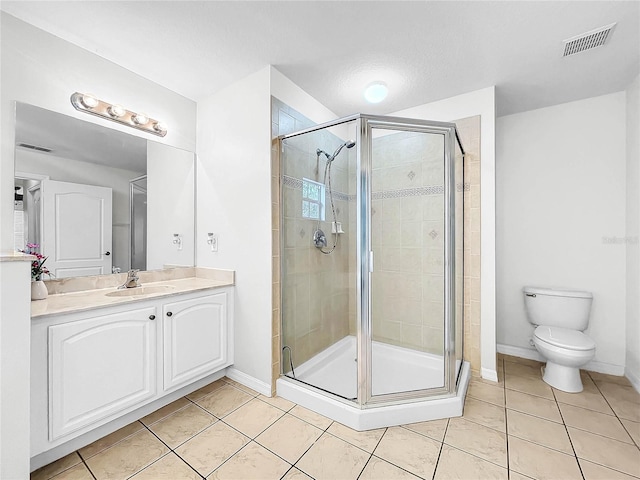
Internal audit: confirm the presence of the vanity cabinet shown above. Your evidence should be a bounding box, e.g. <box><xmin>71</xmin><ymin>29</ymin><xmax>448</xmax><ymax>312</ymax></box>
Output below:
<box><xmin>48</xmin><ymin>307</ymin><xmax>157</xmax><ymax>441</ymax></box>
<box><xmin>163</xmin><ymin>292</ymin><xmax>229</xmax><ymax>390</ymax></box>
<box><xmin>31</xmin><ymin>286</ymin><xmax>233</xmax><ymax>458</ymax></box>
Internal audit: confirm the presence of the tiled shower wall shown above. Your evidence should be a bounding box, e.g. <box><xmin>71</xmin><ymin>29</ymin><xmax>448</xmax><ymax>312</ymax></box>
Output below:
<box><xmin>457</xmin><ymin>116</ymin><xmax>482</xmax><ymax>376</ymax></box>
<box><xmin>271</xmin><ymin>98</ymin><xmax>483</xmax><ymax>393</ymax></box>
<box><xmin>347</xmin><ymin>131</ymin><xmax>449</xmax><ymax>356</ymax></box>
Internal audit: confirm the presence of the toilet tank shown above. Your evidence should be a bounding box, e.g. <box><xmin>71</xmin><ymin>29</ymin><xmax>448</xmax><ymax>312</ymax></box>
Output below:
<box><xmin>523</xmin><ymin>286</ymin><xmax>593</xmax><ymax>331</ymax></box>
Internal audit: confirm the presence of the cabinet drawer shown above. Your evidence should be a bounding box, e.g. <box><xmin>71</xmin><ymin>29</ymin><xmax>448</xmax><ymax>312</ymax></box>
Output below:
<box><xmin>48</xmin><ymin>307</ymin><xmax>156</xmax><ymax>440</ymax></box>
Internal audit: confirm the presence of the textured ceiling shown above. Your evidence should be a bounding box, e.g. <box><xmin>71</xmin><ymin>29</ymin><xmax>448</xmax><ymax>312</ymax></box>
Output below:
<box><xmin>2</xmin><ymin>1</ymin><xmax>638</xmax><ymax>117</ymax></box>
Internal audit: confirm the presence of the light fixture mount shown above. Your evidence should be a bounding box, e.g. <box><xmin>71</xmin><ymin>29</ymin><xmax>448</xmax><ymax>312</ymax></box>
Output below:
<box><xmin>70</xmin><ymin>92</ymin><xmax>167</xmax><ymax>137</ymax></box>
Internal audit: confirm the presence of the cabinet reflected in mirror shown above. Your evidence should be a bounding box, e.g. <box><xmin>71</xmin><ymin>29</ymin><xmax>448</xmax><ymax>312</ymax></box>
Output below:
<box><xmin>13</xmin><ymin>102</ymin><xmax>195</xmax><ymax>279</ymax></box>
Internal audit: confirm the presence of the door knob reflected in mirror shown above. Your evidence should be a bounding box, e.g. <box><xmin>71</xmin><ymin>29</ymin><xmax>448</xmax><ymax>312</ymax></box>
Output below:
<box><xmin>104</xmin><ymin>251</ymin><xmax>111</xmax><ymax>256</ymax></box>
<box><xmin>166</xmin><ymin>312</ymin><xmax>173</xmax><ymax>317</ymax></box>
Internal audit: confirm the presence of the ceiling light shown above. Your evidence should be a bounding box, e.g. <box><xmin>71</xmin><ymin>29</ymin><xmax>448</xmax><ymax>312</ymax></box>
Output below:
<box><xmin>364</xmin><ymin>82</ymin><xmax>388</xmax><ymax>104</ymax></box>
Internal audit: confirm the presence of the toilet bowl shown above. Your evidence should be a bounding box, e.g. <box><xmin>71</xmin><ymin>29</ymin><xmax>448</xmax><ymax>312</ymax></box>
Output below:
<box><xmin>532</xmin><ymin>326</ymin><xmax>595</xmax><ymax>392</ymax></box>
<box><xmin>523</xmin><ymin>286</ymin><xmax>596</xmax><ymax>393</ymax></box>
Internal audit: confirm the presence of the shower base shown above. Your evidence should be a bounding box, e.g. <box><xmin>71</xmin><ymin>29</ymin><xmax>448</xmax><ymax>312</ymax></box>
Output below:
<box><xmin>277</xmin><ymin>335</ymin><xmax>470</xmax><ymax>431</ymax></box>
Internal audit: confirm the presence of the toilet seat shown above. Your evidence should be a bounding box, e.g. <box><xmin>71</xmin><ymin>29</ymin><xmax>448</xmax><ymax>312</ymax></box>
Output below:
<box><xmin>534</xmin><ymin>326</ymin><xmax>595</xmax><ymax>351</ymax></box>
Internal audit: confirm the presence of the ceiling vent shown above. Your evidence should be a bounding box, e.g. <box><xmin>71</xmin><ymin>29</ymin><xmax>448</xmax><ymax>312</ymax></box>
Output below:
<box><xmin>17</xmin><ymin>143</ymin><xmax>52</xmax><ymax>153</ymax></box>
<box><xmin>563</xmin><ymin>23</ymin><xmax>616</xmax><ymax>57</ymax></box>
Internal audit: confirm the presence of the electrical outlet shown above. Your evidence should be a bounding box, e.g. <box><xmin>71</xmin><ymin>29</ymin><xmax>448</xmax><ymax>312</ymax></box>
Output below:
<box><xmin>207</xmin><ymin>233</ymin><xmax>218</xmax><ymax>252</ymax></box>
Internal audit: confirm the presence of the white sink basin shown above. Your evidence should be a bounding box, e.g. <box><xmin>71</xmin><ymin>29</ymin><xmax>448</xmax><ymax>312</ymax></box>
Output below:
<box><xmin>105</xmin><ymin>285</ymin><xmax>176</xmax><ymax>297</ymax></box>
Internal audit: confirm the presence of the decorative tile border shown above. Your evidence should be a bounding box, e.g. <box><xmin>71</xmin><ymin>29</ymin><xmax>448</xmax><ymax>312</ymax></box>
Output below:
<box><xmin>283</xmin><ymin>175</ymin><xmax>460</xmax><ymax>202</ymax></box>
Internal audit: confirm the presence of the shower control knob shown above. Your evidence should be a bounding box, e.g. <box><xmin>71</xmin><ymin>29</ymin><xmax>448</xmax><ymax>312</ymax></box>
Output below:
<box><xmin>166</xmin><ymin>311</ymin><xmax>173</xmax><ymax>317</ymax></box>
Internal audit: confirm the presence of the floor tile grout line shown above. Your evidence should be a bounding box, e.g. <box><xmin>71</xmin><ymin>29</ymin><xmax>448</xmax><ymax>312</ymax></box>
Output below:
<box><xmin>442</xmin><ymin>435</ymin><xmax>511</xmax><ymax>471</ymax></box>
<box><xmin>123</xmin><ymin>451</ymin><xmax>203</xmax><ymax>480</ymax></box>
<box><xmin>552</xmin><ymin>384</ymin><xmax>586</xmax><ymax>480</ymax></box>
<box><xmin>430</xmin><ymin>419</ymin><xmax>449</xmax><ymax>480</ymax></box>
<box><xmin>368</xmin><ymin>453</ymin><xmax>431</xmax><ymax>480</ymax></box>
<box><xmin>498</xmin><ymin>361</ymin><xmax>513</xmax><ymax>480</ymax></box>
<box><xmin>74</xmin><ymin>452</ymin><xmax>97</xmax><ymax>480</ymax></box>
<box><xmin>588</xmin><ymin>371</ymin><xmax>640</xmax><ymax>431</ymax></box>
<box><xmin>165</xmin><ymin>450</ymin><xmax>206</xmax><ymax>480</ymax></box>
<box><xmin>353</xmin><ymin>425</ymin><xmax>389</xmax><ymax>480</ymax></box>
<box><xmin>455</xmin><ymin>411</ymin><xmax>507</xmax><ymax>434</ymax></box>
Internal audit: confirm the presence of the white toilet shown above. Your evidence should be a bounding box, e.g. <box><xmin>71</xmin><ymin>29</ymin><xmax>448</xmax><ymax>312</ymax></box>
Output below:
<box><xmin>523</xmin><ymin>286</ymin><xmax>596</xmax><ymax>393</ymax></box>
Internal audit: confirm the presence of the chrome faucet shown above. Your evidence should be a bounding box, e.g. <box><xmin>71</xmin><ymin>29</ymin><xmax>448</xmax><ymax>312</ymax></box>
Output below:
<box><xmin>118</xmin><ymin>269</ymin><xmax>141</xmax><ymax>289</ymax></box>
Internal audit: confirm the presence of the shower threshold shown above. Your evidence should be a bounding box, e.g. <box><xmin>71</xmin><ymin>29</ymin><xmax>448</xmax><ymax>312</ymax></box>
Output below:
<box><xmin>277</xmin><ymin>336</ymin><xmax>470</xmax><ymax>430</ymax></box>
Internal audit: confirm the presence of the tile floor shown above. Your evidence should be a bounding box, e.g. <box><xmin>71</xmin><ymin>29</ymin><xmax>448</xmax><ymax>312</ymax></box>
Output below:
<box><xmin>32</xmin><ymin>355</ymin><xmax>640</xmax><ymax>480</ymax></box>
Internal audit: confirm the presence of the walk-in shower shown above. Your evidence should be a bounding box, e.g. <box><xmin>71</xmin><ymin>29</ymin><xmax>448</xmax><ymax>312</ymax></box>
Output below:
<box><xmin>277</xmin><ymin>114</ymin><xmax>468</xmax><ymax>430</ymax></box>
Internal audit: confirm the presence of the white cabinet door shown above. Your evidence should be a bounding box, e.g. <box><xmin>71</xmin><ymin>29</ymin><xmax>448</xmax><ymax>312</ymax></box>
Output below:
<box><xmin>163</xmin><ymin>292</ymin><xmax>228</xmax><ymax>390</ymax></box>
<box><xmin>48</xmin><ymin>307</ymin><xmax>156</xmax><ymax>440</ymax></box>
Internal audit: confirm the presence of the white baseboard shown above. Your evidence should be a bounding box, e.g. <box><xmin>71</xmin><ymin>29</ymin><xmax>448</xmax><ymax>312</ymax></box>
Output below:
<box><xmin>625</xmin><ymin>368</ymin><xmax>640</xmax><ymax>394</ymax></box>
<box><xmin>496</xmin><ymin>344</ymin><xmax>625</xmax><ymax>376</ymax></box>
<box><xmin>225</xmin><ymin>367</ymin><xmax>272</xmax><ymax>396</ymax></box>
<box><xmin>481</xmin><ymin>368</ymin><xmax>498</xmax><ymax>382</ymax></box>
<box><xmin>497</xmin><ymin>344</ymin><xmax>544</xmax><ymax>362</ymax></box>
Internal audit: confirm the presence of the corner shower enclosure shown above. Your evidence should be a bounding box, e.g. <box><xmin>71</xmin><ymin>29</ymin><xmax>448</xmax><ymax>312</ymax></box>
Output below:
<box><xmin>277</xmin><ymin>114</ymin><xmax>468</xmax><ymax>430</ymax></box>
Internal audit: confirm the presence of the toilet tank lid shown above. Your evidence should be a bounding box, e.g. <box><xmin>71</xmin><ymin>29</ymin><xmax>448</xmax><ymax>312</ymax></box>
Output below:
<box><xmin>523</xmin><ymin>286</ymin><xmax>593</xmax><ymax>299</ymax></box>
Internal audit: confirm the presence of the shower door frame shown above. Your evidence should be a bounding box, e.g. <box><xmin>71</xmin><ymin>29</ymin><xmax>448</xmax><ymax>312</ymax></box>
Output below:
<box><xmin>358</xmin><ymin>115</ymin><xmax>461</xmax><ymax>407</ymax></box>
<box><xmin>279</xmin><ymin>113</ymin><xmax>464</xmax><ymax>409</ymax></box>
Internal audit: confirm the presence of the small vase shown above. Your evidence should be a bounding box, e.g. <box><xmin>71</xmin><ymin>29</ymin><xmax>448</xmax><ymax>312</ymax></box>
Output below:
<box><xmin>31</xmin><ymin>280</ymin><xmax>48</xmax><ymax>301</ymax></box>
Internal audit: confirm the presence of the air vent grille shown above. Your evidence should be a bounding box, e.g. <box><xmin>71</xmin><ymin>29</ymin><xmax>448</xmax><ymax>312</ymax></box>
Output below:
<box><xmin>18</xmin><ymin>143</ymin><xmax>52</xmax><ymax>153</ymax></box>
<box><xmin>563</xmin><ymin>23</ymin><xmax>616</xmax><ymax>57</ymax></box>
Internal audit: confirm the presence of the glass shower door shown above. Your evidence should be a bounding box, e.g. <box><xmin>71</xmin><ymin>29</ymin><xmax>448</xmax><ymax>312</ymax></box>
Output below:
<box><xmin>366</xmin><ymin>121</ymin><xmax>454</xmax><ymax>400</ymax></box>
<box><xmin>280</xmin><ymin>120</ymin><xmax>359</xmax><ymax>401</ymax></box>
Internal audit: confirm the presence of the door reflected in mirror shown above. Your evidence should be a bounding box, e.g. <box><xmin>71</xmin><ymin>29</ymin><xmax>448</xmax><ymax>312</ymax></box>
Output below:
<box><xmin>13</xmin><ymin>102</ymin><xmax>195</xmax><ymax>279</ymax></box>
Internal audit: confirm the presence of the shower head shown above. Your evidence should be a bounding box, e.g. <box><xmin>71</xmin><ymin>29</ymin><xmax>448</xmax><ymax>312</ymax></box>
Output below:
<box><xmin>316</xmin><ymin>140</ymin><xmax>356</xmax><ymax>163</ymax></box>
<box><xmin>329</xmin><ymin>140</ymin><xmax>356</xmax><ymax>162</ymax></box>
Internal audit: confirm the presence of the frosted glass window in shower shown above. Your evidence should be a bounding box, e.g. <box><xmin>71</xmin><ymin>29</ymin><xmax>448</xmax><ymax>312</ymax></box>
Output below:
<box><xmin>302</xmin><ymin>178</ymin><xmax>325</xmax><ymax>220</ymax></box>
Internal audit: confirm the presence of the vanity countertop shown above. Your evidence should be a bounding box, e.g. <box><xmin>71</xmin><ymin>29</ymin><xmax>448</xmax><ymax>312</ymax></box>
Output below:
<box><xmin>31</xmin><ymin>269</ymin><xmax>234</xmax><ymax>319</ymax></box>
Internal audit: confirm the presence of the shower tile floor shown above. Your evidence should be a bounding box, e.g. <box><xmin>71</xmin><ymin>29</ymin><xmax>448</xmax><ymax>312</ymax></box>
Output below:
<box><xmin>32</xmin><ymin>355</ymin><xmax>640</xmax><ymax>480</ymax></box>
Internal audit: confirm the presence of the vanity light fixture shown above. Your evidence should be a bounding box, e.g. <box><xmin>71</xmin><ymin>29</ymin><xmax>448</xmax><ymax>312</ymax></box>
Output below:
<box><xmin>70</xmin><ymin>92</ymin><xmax>167</xmax><ymax>137</ymax></box>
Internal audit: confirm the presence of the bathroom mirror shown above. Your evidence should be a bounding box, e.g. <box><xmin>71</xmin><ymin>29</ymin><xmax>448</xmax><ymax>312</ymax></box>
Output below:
<box><xmin>13</xmin><ymin>102</ymin><xmax>195</xmax><ymax>279</ymax></box>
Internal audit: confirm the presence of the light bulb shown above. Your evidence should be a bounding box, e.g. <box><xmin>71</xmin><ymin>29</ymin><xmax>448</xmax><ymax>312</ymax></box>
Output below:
<box><xmin>132</xmin><ymin>113</ymin><xmax>149</xmax><ymax>125</ymax></box>
<box><xmin>153</xmin><ymin>121</ymin><xmax>167</xmax><ymax>133</ymax></box>
<box><xmin>108</xmin><ymin>104</ymin><xmax>125</xmax><ymax>118</ymax></box>
<box><xmin>364</xmin><ymin>82</ymin><xmax>388</xmax><ymax>104</ymax></box>
<box><xmin>80</xmin><ymin>93</ymin><xmax>99</xmax><ymax>109</ymax></box>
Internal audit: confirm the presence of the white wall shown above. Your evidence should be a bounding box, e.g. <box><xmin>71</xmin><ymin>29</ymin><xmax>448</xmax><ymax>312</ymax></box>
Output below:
<box><xmin>496</xmin><ymin>92</ymin><xmax>627</xmax><ymax>374</ymax></box>
<box><xmin>626</xmin><ymin>75</ymin><xmax>640</xmax><ymax>389</ymax></box>
<box><xmin>196</xmin><ymin>67</ymin><xmax>272</xmax><ymax>388</ymax></box>
<box><xmin>390</xmin><ymin>87</ymin><xmax>498</xmax><ymax>380</ymax></box>
<box><xmin>270</xmin><ymin>68</ymin><xmax>338</xmax><ymax>124</ymax></box>
<box><xmin>0</xmin><ymin>12</ymin><xmax>197</xmax><ymax>254</ymax></box>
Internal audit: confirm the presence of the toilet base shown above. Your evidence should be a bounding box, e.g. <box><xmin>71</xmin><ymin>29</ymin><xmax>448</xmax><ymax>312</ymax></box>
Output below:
<box><xmin>542</xmin><ymin>361</ymin><xmax>583</xmax><ymax>393</ymax></box>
